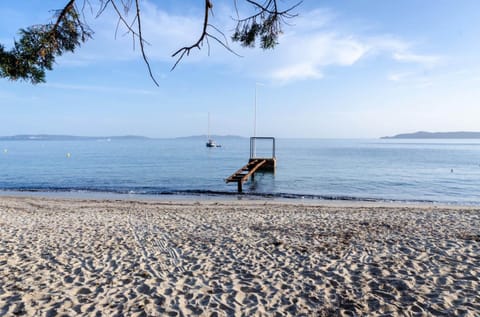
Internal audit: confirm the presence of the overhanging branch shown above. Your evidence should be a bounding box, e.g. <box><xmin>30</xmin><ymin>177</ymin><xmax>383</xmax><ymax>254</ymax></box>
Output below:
<box><xmin>1</xmin><ymin>0</ymin><xmax>302</xmax><ymax>85</ymax></box>
<box><xmin>170</xmin><ymin>0</ymin><xmax>213</xmax><ymax>70</ymax></box>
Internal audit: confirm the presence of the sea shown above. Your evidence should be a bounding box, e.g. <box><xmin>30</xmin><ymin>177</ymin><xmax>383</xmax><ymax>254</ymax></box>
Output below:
<box><xmin>1</xmin><ymin>138</ymin><xmax>479</xmax><ymax>205</ymax></box>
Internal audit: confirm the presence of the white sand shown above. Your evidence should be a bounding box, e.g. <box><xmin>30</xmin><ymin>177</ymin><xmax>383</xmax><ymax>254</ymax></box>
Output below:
<box><xmin>0</xmin><ymin>196</ymin><xmax>479</xmax><ymax>316</ymax></box>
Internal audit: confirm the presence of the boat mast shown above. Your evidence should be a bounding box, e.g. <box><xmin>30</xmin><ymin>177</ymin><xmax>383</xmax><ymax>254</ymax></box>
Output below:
<box><xmin>253</xmin><ymin>83</ymin><xmax>263</xmax><ymax>157</ymax></box>
<box><xmin>207</xmin><ymin>112</ymin><xmax>210</xmax><ymax>140</ymax></box>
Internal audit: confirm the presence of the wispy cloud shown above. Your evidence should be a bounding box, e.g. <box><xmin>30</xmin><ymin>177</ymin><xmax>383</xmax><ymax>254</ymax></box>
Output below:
<box><xmin>392</xmin><ymin>52</ymin><xmax>442</xmax><ymax>67</ymax></box>
<box><xmin>387</xmin><ymin>72</ymin><xmax>414</xmax><ymax>82</ymax></box>
<box><xmin>266</xmin><ymin>32</ymin><xmax>369</xmax><ymax>82</ymax></box>
<box><xmin>388</xmin><ymin>67</ymin><xmax>480</xmax><ymax>89</ymax></box>
<box><xmin>387</xmin><ymin>72</ymin><xmax>434</xmax><ymax>87</ymax></box>
<box><xmin>232</xmin><ymin>9</ymin><xmax>443</xmax><ymax>84</ymax></box>
<box><xmin>44</xmin><ymin>83</ymin><xmax>158</xmax><ymax>95</ymax></box>
<box><xmin>271</xmin><ymin>64</ymin><xmax>324</xmax><ymax>82</ymax></box>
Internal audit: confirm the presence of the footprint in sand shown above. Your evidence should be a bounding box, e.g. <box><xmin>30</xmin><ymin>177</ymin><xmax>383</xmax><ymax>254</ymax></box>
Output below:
<box><xmin>76</xmin><ymin>287</ymin><xmax>92</xmax><ymax>295</ymax></box>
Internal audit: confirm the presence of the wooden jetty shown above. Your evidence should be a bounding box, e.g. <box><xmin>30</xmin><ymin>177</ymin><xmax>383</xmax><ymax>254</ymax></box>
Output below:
<box><xmin>226</xmin><ymin>137</ymin><xmax>276</xmax><ymax>193</ymax></box>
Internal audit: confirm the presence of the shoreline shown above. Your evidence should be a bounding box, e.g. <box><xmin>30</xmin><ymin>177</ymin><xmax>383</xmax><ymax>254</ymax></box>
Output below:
<box><xmin>1</xmin><ymin>189</ymin><xmax>479</xmax><ymax>209</ymax></box>
<box><xmin>1</xmin><ymin>196</ymin><xmax>479</xmax><ymax>315</ymax></box>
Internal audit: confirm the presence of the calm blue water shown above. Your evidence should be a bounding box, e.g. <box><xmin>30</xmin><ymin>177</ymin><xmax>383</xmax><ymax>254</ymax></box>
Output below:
<box><xmin>1</xmin><ymin>138</ymin><xmax>479</xmax><ymax>205</ymax></box>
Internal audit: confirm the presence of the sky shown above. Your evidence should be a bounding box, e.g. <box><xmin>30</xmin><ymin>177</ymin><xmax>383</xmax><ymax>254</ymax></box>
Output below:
<box><xmin>1</xmin><ymin>0</ymin><xmax>480</xmax><ymax>138</ymax></box>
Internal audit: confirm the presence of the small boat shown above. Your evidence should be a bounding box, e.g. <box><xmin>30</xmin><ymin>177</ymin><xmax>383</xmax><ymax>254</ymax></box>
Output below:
<box><xmin>206</xmin><ymin>113</ymin><xmax>221</xmax><ymax>148</ymax></box>
<box><xmin>206</xmin><ymin>138</ymin><xmax>220</xmax><ymax>147</ymax></box>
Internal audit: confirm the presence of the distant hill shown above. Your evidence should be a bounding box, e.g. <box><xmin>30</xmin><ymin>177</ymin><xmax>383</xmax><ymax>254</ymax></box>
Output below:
<box><xmin>0</xmin><ymin>134</ymin><xmax>248</xmax><ymax>141</ymax></box>
<box><xmin>0</xmin><ymin>134</ymin><xmax>150</xmax><ymax>141</ymax></box>
<box><xmin>381</xmin><ymin>131</ymin><xmax>480</xmax><ymax>139</ymax></box>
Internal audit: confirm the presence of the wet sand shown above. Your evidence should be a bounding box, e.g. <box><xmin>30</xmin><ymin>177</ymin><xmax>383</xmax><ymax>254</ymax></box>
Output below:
<box><xmin>0</xmin><ymin>196</ymin><xmax>479</xmax><ymax>316</ymax></box>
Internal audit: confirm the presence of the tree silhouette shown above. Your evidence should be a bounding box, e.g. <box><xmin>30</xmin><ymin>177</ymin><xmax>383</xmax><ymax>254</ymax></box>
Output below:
<box><xmin>0</xmin><ymin>0</ymin><xmax>301</xmax><ymax>85</ymax></box>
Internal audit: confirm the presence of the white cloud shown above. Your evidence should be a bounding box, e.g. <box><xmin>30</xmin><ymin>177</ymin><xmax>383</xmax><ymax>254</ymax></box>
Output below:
<box><xmin>43</xmin><ymin>83</ymin><xmax>158</xmax><ymax>95</ymax></box>
<box><xmin>392</xmin><ymin>52</ymin><xmax>442</xmax><ymax>67</ymax></box>
<box><xmin>247</xmin><ymin>9</ymin><xmax>371</xmax><ymax>83</ymax></box>
<box><xmin>387</xmin><ymin>71</ymin><xmax>435</xmax><ymax>88</ymax></box>
<box><xmin>388</xmin><ymin>72</ymin><xmax>414</xmax><ymax>81</ymax></box>
<box><xmin>271</xmin><ymin>63</ymin><xmax>323</xmax><ymax>81</ymax></box>
<box><xmin>266</xmin><ymin>33</ymin><xmax>368</xmax><ymax>82</ymax></box>
<box><xmin>234</xmin><ymin>9</ymin><xmax>443</xmax><ymax>84</ymax></box>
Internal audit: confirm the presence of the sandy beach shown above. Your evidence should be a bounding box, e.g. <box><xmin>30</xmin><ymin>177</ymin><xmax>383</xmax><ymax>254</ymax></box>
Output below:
<box><xmin>0</xmin><ymin>196</ymin><xmax>479</xmax><ymax>316</ymax></box>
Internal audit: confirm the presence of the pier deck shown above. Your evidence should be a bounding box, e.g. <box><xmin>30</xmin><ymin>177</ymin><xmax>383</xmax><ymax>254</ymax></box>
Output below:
<box><xmin>225</xmin><ymin>159</ymin><xmax>269</xmax><ymax>193</ymax></box>
<box><xmin>226</xmin><ymin>137</ymin><xmax>276</xmax><ymax>193</ymax></box>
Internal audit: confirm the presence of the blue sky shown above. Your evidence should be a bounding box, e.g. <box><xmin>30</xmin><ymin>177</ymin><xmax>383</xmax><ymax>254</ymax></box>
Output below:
<box><xmin>1</xmin><ymin>0</ymin><xmax>480</xmax><ymax>138</ymax></box>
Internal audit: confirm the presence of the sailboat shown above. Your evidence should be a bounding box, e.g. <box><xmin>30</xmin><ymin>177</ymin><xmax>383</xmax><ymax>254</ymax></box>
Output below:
<box><xmin>206</xmin><ymin>112</ymin><xmax>221</xmax><ymax>148</ymax></box>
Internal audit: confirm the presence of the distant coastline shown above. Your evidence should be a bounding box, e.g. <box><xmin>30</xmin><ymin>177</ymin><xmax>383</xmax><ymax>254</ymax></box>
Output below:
<box><xmin>381</xmin><ymin>131</ymin><xmax>480</xmax><ymax>139</ymax></box>
<box><xmin>5</xmin><ymin>133</ymin><xmax>480</xmax><ymax>141</ymax></box>
<box><xmin>0</xmin><ymin>134</ymin><xmax>150</xmax><ymax>141</ymax></box>
<box><xmin>0</xmin><ymin>134</ymin><xmax>246</xmax><ymax>141</ymax></box>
